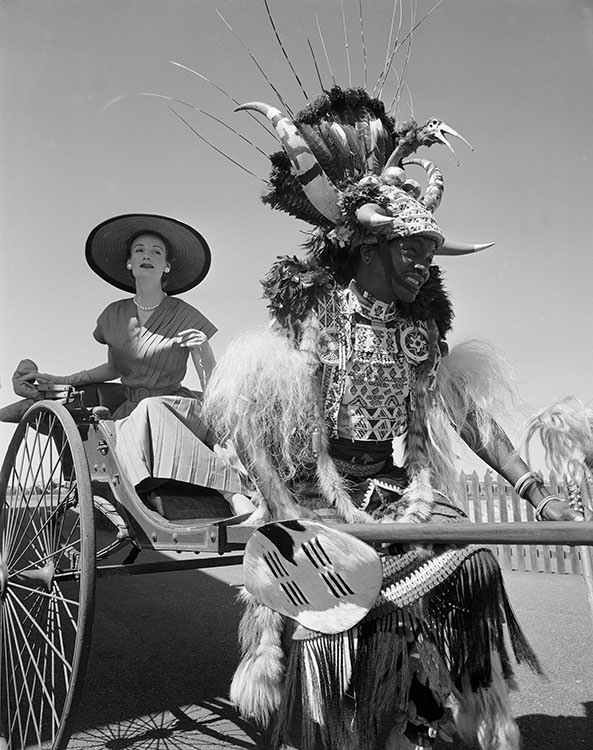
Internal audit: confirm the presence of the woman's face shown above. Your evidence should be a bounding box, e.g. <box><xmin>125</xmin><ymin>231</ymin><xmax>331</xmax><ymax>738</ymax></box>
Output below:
<box><xmin>127</xmin><ymin>233</ymin><xmax>169</xmax><ymax>283</ymax></box>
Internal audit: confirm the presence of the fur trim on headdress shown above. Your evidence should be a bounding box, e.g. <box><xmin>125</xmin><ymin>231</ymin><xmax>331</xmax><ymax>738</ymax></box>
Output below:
<box><xmin>262</xmin><ymin>257</ymin><xmax>453</xmax><ymax>336</ymax></box>
<box><xmin>261</xmin><ymin>256</ymin><xmax>335</xmax><ymax>334</ymax></box>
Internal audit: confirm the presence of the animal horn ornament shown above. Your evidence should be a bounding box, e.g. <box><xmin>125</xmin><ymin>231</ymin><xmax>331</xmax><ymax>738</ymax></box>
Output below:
<box><xmin>438</xmin><ymin>240</ymin><xmax>495</xmax><ymax>256</ymax></box>
<box><xmin>355</xmin><ymin>203</ymin><xmax>395</xmax><ymax>228</ymax></box>
<box><xmin>235</xmin><ymin>101</ymin><xmax>343</xmax><ymax>223</ymax></box>
<box><xmin>402</xmin><ymin>157</ymin><xmax>444</xmax><ymax>213</ymax></box>
<box><xmin>399</xmin><ymin>157</ymin><xmax>493</xmax><ymax>255</ymax></box>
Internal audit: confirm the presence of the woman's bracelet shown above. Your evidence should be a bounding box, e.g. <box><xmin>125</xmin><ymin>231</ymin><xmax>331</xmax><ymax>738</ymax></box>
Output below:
<box><xmin>534</xmin><ymin>495</ymin><xmax>561</xmax><ymax>522</ymax></box>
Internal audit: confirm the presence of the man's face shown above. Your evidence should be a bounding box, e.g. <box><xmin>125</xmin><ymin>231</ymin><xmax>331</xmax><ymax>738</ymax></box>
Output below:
<box><xmin>379</xmin><ymin>235</ymin><xmax>437</xmax><ymax>303</ymax></box>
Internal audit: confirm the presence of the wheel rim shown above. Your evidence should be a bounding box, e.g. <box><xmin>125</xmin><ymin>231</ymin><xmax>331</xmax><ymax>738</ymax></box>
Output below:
<box><xmin>0</xmin><ymin>402</ymin><xmax>95</xmax><ymax>749</ymax></box>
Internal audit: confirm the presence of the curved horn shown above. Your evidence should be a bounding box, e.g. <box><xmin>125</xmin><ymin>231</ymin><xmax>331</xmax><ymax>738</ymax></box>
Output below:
<box><xmin>437</xmin><ymin>241</ymin><xmax>495</xmax><ymax>256</ymax></box>
<box><xmin>235</xmin><ymin>101</ymin><xmax>342</xmax><ymax>223</ymax></box>
<box><xmin>355</xmin><ymin>203</ymin><xmax>395</xmax><ymax>228</ymax></box>
<box><xmin>402</xmin><ymin>157</ymin><xmax>443</xmax><ymax>213</ymax></box>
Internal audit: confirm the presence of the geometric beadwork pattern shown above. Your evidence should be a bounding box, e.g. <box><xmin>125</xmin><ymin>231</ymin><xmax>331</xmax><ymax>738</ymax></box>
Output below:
<box><xmin>316</xmin><ymin>283</ymin><xmax>439</xmax><ymax>441</ymax></box>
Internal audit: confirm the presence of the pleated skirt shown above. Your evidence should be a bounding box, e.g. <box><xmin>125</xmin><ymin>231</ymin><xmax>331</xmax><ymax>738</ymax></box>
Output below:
<box><xmin>113</xmin><ymin>395</ymin><xmax>247</xmax><ymax>494</ymax></box>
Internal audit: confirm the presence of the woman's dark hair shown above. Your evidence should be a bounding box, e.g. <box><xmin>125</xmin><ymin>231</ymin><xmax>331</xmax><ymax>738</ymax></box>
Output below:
<box><xmin>126</xmin><ymin>230</ymin><xmax>176</xmax><ymax>290</ymax></box>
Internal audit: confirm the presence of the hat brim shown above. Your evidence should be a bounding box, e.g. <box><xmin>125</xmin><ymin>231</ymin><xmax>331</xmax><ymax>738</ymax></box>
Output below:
<box><xmin>85</xmin><ymin>214</ymin><xmax>211</xmax><ymax>294</ymax></box>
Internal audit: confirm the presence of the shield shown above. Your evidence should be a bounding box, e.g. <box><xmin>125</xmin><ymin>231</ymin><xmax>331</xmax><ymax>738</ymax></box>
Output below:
<box><xmin>243</xmin><ymin>519</ymin><xmax>382</xmax><ymax>634</ymax></box>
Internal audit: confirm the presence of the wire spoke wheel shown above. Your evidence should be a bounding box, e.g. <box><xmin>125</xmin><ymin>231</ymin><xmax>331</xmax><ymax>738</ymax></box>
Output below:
<box><xmin>0</xmin><ymin>402</ymin><xmax>95</xmax><ymax>749</ymax></box>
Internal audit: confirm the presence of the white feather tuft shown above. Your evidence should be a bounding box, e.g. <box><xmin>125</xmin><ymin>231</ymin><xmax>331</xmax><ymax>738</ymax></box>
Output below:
<box><xmin>522</xmin><ymin>395</ymin><xmax>593</xmax><ymax>482</ymax></box>
<box><xmin>230</xmin><ymin>589</ymin><xmax>285</xmax><ymax>724</ymax></box>
<box><xmin>399</xmin><ymin>466</ymin><xmax>435</xmax><ymax>523</ymax></box>
<box><xmin>203</xmin><ymin>327</ymin><xmax>318</xmax><ymax>486</ymax></box>
<box><xmin>450</xmin><ymin>650</ymin><xmax>520</xmax><ymax>750</ymax></box>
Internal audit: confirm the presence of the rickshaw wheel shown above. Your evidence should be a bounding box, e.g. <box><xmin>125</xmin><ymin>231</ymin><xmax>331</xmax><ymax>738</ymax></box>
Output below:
<box><xmin>0</xmin><ymin>402</ymin><xmax>96</xmax><ymax>749</ymax></box>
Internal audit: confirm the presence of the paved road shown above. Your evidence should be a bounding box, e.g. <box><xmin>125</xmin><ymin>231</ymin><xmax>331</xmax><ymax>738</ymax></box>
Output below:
<box><xmin>66</xmin><ymin>549</ymin><xmax>593</xmax><ymax>749</ymax></box>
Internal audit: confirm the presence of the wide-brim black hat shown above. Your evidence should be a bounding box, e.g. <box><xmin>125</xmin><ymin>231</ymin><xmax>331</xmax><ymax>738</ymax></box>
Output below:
<box><xmin>85</xmin><ymin>213</ymin><xmax>211</xmax><ymax>294</ymax></box>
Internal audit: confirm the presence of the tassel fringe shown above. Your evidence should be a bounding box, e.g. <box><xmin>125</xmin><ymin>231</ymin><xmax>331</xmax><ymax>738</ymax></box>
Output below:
<box><xmin>267</xmin><ymin>546</ymin><xmax>538</xmax><ymax>750</ymax></box>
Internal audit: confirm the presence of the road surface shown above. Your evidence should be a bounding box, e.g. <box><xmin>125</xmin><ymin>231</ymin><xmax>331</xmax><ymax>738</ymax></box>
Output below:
<box><xmin>66</xmin><ymin>549</ymin><xmax>593</xmax><ymax>749</ymax></box>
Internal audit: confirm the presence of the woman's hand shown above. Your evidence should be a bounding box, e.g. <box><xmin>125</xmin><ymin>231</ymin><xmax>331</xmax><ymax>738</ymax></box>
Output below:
<box><xmin>35</xmin><ymin>373</ymin><xmax>65</xmax><ymax>384</ymax></box>
<box><xmin>175</xmin><ymin>329</ymin><xmax>208</xmax><ymax>349</ymax></box>
<box><xmin>12</xmin><ymin>359</ymin><xmax>40</xmax><ymax>399</ymax></box>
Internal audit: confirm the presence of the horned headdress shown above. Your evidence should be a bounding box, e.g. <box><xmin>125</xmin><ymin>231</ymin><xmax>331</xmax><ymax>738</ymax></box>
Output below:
<box><xmin>236</xmin><ymin>86</ymin><xmax>493</xmax><ymax>262</ymax></box>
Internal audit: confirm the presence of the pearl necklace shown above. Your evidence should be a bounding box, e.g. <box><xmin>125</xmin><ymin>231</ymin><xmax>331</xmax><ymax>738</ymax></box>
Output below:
<box><xmin>134</xmin><ymin>295</ymin><xmax>165</xmax><ymax>311</ymax></box>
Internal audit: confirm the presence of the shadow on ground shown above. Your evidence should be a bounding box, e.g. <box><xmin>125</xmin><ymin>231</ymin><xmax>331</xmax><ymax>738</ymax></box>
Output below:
<box><xmin>516</xmin><ymin>703</ymin><xmax>593</xmax><ymax>750</ymax></box>
<box><xmin>69</xmin><ymin>544</ymin><xmax>266</xmax><ymax>748</ymax></box>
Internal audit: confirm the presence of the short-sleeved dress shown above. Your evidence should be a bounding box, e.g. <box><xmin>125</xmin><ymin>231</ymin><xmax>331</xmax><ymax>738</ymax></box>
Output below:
<box><xmin>94</xmin><ymin>296</ymin><xmax>245</xmax><ymax>494</ymax></box>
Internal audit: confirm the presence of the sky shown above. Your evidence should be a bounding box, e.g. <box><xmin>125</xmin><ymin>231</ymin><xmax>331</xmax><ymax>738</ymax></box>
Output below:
<box><xmin>1</xmin><ymin>0</ymin><xmax>592</xmax><ymax>468</ymax></box>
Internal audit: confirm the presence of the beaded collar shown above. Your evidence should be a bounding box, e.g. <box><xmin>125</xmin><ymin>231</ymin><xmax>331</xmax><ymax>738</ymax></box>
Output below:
<box><xmin>348</xmin><ymin>280</ymin><xmax>399</xmax><ymax>323</ymax></box>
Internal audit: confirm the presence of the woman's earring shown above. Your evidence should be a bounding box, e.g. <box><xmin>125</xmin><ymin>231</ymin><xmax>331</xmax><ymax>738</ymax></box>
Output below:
<box><xmin>126</xmin><ymin>263</ymin><xmax>132</xmax><ymax>270</ymax></box>
<box><xmin>164</xmin><ymin>267</ymin><xmax>170</xmax><ymax>274</ymax></box>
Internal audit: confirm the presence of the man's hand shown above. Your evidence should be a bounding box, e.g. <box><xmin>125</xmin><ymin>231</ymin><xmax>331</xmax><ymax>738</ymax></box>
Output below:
<box><xmin>538</xmin><ymin>496</ymin><xmax>588</xmax><ymax>522</ymax></box>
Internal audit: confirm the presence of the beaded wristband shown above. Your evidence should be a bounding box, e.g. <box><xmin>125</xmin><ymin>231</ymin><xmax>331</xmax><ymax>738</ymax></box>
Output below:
<box><xmin>567</xmin><ymin>480</ymin><xmax>586</xmax><ymax>515</ymax></box>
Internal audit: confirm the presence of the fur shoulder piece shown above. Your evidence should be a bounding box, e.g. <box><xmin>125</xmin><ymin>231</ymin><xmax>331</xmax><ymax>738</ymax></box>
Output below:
<box><xmin>261</xmin><ymin>256</ymin><xmax>335</xmax><ymax>329</ymax></box>
<box><xmin>404</xmin><ymin>265</ymin><xmax>454</xmax><ymax>338</ymax></box>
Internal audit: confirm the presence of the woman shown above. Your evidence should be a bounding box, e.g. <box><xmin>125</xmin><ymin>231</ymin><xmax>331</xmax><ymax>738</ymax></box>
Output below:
<box><xmin>27</xmin><ymin>213</ymin><xmax>250</xmax><ymax>509</ymax></box>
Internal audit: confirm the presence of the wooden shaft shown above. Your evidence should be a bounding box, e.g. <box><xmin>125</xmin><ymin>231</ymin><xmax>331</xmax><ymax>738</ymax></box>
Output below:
<box><xmin>225</xmin><ymin>521</ymin><xmax>593</xmax><ymax>547</ymax></box>
<box><xmin>330</xmin><ymin>521</ymin><xmax>593</xmax><ymax>546</ymax></box>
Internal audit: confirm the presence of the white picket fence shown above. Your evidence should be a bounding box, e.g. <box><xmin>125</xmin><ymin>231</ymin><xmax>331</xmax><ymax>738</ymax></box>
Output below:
<box><xmin>458</xmin><ymin>471</ymin><xmax>590</xmax><ymax>575</ymax></box>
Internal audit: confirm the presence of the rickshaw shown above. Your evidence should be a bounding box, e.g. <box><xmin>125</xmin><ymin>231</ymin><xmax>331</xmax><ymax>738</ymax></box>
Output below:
<box><xmin>1</xmin><ymin>383</ymin><xmax>592</xmax><ymax>750</ymax></box>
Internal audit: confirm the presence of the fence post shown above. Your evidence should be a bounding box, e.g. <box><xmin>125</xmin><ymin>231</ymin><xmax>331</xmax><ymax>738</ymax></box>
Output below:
<box><xmin>510</xmin><ymin>486</ymin><xmax>526</xmax><ymax>573</ymax></box>
<box><xmin>458</xmin><ymin>471</ymin><xmax>470</xmax><ymax>517</ymax></box>
<box><xmin>549</xmin><ymin>472</ymin><xmax>566</xmax><ymax>574</ymax></box>
<box><xmin>470</xmin><ymin>471</ymin><xmax>482</xmax><ymax>525</ymax></box>
<box><xmin>496</xmin><ymin>475</ymin><xmax>513</xmax><ymax>571</ymax></box>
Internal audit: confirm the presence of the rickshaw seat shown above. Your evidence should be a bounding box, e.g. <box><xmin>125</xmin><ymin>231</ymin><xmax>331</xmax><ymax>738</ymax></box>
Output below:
<box><xmin>79</xmin><ymin>383</ymin><xmax>126</xmax><ymax>415</ymax></box>
<box><xmin>140</xmin><ymin>480</ymin><xmax>232</xmax><ymax>522</ymax></box>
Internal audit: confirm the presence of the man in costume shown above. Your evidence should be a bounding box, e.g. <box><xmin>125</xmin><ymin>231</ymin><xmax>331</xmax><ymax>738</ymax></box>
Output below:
<box><xmin>203</xmin><ymin>87</ymin><xmax>584</xmax><ymax>750</ymax></box>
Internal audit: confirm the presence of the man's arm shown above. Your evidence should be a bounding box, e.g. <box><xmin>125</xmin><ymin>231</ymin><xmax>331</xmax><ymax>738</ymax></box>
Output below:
<box><xmin>460</xmin><ymin>409</ymin><xmax>584</xmax><ymax>522</ymax></box>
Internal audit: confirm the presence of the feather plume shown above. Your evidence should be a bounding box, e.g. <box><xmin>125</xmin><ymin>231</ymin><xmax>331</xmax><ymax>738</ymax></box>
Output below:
<box><xmin>262</xmin><ymin>151</ymin><xmax>330</xmax><ymax>226</ymax></box>
<box><xmin>299</xmin><ymin>122</ymin><xmax>342</xmax><ymax>184</ymax></box>
<box><xmin>522</xmin><ymin>396</ymin><xmax>593</xmax><ymax>481</ymax></box>
<box><xmin>322</xmin><ymin>121</ymin><xmax>352</xmax><ymax>178</ymax></box>
<box><xmin>341</xmin><ymin>123</ymin><xmax>367</xmax><ymax>176</ymax></box>
<box><xmin>368</xmin><ymin>117</ymin><xmax>391</xmax><ymax>172</ymax></box>
<box><xmin>203</xmin><ymin>328</ymin><xmax>319</xmax><ymax>488</ymax></box>
<box><xmin>434</xmin><ymin>340</ymin><xmax>517</xmax><ymax>447</ymax></box>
